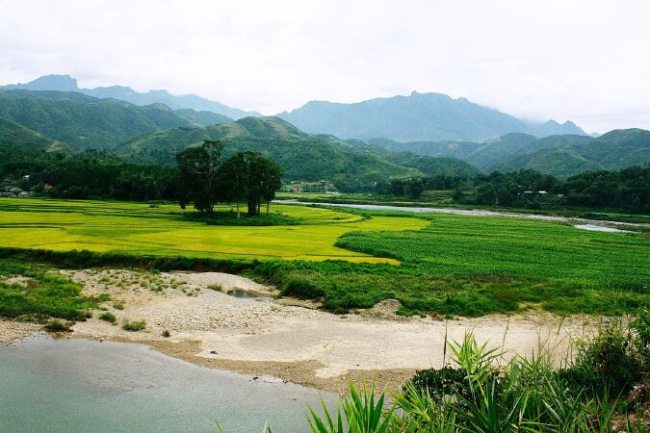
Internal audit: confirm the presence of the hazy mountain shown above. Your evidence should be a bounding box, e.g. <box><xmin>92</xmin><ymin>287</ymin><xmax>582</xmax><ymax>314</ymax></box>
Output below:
<box><xmin>0</xmin><ymin>89</ymin><xmax>194</xmax><ymax>150</ymax></box>
<box><xmin>3</xmin><ymin>75</ymin><xmax>258</xmax><ymax>120</ymax></box>
<box><xmin>490</xmin><ymin>129</ymin><xmax>650</xmax><ymax>177</ymax></box>
<box><xmin>278</xmin><ymin>91</ymin><xmax>585</xmax><ymax>143</ymax></box>
<box><xmin>114</xmin><ymin>116</ymin><xmax>481</xmax><ymax>181</ymax></box>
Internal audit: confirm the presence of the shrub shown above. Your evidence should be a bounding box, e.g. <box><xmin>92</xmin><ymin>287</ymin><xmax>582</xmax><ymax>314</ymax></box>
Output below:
<box><xmin>559</xmin><ymin>319</ymin><xmax>646</xmax><ymax>397</ymax></box>
<box><xmin>99</xmin><ymin>312</ymin><xmax>117</xmax><ymax>323</ymax></box>
<box><xmin>44</xmin><ymin>319</ymin><xmax>73</xmax><ymax>332</ymax></box>
<box><xmin>122</xmin><ymin>320</ymin><xmax>146</xmax><ymax>332</ymax></box>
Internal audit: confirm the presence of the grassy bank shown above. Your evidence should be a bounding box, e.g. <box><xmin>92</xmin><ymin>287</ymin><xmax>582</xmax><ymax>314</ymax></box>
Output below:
<box><xmin>0</xmin><ymin>259</ymin><xmax>104</xmax><ymax>323</ymax></box>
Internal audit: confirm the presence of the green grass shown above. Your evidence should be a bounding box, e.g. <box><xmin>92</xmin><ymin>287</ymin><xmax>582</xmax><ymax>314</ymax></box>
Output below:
<box><xmin>258</xmin><ymin>208</ymin><xmax>649</xmax><ymax>316</ymax></box>
<box><xmin>0</xmin><ymin>260</ymin><xmax>101</xmax><ymax>321</ymax></box>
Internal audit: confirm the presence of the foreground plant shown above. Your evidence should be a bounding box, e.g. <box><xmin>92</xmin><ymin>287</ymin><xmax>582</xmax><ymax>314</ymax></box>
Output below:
<box><xmin>308</xmin><ymin>381</ymin><xmax>396</xmax><ymax>433</ymax></box>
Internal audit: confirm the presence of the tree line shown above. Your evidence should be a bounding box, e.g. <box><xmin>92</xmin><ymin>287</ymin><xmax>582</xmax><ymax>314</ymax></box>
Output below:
<box><xmin>0</xmin><ymin>141</ymin><xmax>283</xmax><ymax>217</ymax></box>
<box><xmin>2</xmin><ymin>140</ymin><xmax>647</xmax><ymax>213</ymax></box>
<box><xmin>376</xmin><ymin>166</ymin><xmax>649</xmax><ymax>213</ymax></box>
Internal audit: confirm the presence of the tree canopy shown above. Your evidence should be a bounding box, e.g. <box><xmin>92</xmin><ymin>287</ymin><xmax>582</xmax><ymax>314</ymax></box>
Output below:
<box><xmin>176</xmin><ymin>141</ymin><xmax>283</xmax><ymax>217</ymax></box>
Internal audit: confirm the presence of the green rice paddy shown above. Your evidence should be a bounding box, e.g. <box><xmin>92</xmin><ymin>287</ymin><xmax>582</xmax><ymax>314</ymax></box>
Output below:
<box><xmin>0</xmin><ymin>198</ymin><xmax>427</xmax><ymax>263</ymax></box>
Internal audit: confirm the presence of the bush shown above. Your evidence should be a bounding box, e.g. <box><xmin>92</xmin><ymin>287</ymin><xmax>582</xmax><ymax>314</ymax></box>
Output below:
<box><xmin>99</xmin><ymin>312</ymin><xmax>117</xmax><ymax>323</ymax></box>
<box><xmin>44</xmin><ymin>319</ymin><xmax>73</xmax><ymax>332</ymax></box>
<box><xmin>559</xmin><ymin>319</ymin><xmax>647</xmax><ymax>397</ymax></box>
<box><xmin>122</xmin><ymin>320</ymin><xmax>146</xmax><ymax>332</ymax></box>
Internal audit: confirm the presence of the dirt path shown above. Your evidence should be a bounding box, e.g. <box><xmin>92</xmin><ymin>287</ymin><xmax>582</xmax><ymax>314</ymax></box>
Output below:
<box><xmin>3</xmin><ymin>269</ymin><xmax>593</xmax><ymax>392</ymax></box>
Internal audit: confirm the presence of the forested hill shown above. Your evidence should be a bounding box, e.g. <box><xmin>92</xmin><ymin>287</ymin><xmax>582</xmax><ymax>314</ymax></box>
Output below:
<box><xmin>370</xmin><ymin>130</ymin><xmax>650</xmax><ymax>178</ymax></box>
<box><xmin>0</xmin><ymin>117</ymin><xmax>71</xmax><ymax>153</ymax></box>
<box><xmin>113</xmin><ymin>116</ymin><xmax>479</xmax><ymax>182</ymax></box>
<box><xmin>278</xmin><ymin>91</ymin><xmax>585</xmax><ymax>142</ymax></box>
<box><xmin>0</xmin><ymin>89</ymin><xmax>196</xmax><ymax>150</ymax></box>
<box><xmin>489</xmin><ymin>129</ymin><xmax>650</xmax><ymax>177</ymax></box>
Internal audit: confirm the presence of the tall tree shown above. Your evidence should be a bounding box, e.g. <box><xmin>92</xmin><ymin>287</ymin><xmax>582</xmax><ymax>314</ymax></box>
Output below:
<box><xmin>218</xmin><ymin>152</ymin><xmax>248</xmax><ymax>219</ymax></box>
<box><xmin>260</xmin><ymin>158</ymin><xmax>283</xmax><ymax>214</ymax></box>
<box><xmin>218</xmin><ymin>151</ymin><xmax>283</xmax><ymax>217</ymax></box>
<box><xmin>176</xmin><ymin>140</ymin><xmax>222</xmax><ymax>214</ymax></box>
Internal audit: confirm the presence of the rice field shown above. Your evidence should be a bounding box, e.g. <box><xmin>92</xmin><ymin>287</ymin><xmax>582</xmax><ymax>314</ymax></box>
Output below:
<box><xmin>0</xmin><ymin>198</ymin><xmax>428</xmax><ymax>263</ymax></box>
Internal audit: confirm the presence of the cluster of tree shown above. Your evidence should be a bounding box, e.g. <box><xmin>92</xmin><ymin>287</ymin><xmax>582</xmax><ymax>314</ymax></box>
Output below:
<box><xmin>176</xmin><ymin>140</ymin><xmax>283</xmax><ymax>217</ymax></box>
<box><xmin>457</xmin><ymin>166</ymin><xmax>650</xmax><ymax>212</ymax></box>
<box><xmin>376</xmin><ymin>175</ymin><xmax>466</xmax><ymax>199</ymax></box>
<box><xmin>562</xmin><ymin>166</ymin><xmax>650</xmax><ymax>212</ymax></box>
<box><xmin>457</xmin><ymin>170</ymin><xmax>561</xmax><ymax>208</ymax></box>
<box><xmin>0</xmin><ymin>146</ymin><xmax>179</xmax><ymax>201</ymax></box>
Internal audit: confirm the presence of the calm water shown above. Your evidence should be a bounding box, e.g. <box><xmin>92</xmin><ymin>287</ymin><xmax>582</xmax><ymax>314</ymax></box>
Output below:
<box><xmin>276</xmin><ymin>200</ymin><xmax>649</xmax><ymax>229</ymax></box>
<box><xmin>0</xmin><ymin>334</ymin><xmax>333</xmax><ymax>433</ymax></box>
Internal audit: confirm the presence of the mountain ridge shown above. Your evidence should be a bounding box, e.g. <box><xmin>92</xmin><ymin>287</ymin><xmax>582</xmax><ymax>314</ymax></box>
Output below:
<box><xmin>278</xmin><ymin>91</ymin><xmax>585</xmax><ymax>143</ymax></box>
<box><xmin>3</xmin><ymin>75</ymin><xmax>258</xmax><ymax>120</ymax></box>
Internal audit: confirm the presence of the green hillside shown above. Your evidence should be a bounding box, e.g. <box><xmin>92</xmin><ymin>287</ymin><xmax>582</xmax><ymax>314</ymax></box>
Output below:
<box><xmin>0</xmin><ymin>90</ymin><xmax>193</xmax><ymax>150</ymax></box>
<box><xmin>174</xmin><ymin>109</ymin><xmax>233</xmax><ymax>126</ymax></box>
<box><xmin>490</xmin><ymin>129</ymin><xmax>650</xmax><ymax>177</ymax></box>
<box><xmin>386</xmin><ymin>152</ymin><xmax>481</xmax><ymax>177</ymax></box>
<box><xmin>115</xmin><ymin>116</ymin><xmax>439</xmax><ymax>181</ymax></box>
<box><xmin>0</xmin><ymin>117</ymin><xmax>71</xmax><ymax>153</ymax></box>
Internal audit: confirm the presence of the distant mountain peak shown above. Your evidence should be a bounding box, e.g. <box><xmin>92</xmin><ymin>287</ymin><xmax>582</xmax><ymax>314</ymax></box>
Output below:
<box><xmin>7</xmin><ymin>74</ymin><xmax>79</xmax><ymax>92</ymax></box>
<box><xmin>1</xmin><ymin>75</ymin><xmax>256</xmax><ymax>120</ymax></box>
<box><xmin>279</xmin><ymin>92</ymin><xmax>586</xmax><ymax>142</ymax></box>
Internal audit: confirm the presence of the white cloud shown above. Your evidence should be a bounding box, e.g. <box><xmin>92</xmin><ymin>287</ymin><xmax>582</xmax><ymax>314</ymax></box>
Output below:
<box><xmin>1</xmin><ymin>0</ymin><xmax>649</xmax><ymax>132</ymax></box>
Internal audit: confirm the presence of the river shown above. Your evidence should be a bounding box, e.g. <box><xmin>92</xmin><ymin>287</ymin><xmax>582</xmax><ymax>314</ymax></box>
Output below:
<box><xmin>0</xmin><ymin>334</ymin><xmax>333</xmax><ymax>433</ymax></box>
<box><xmin>276</xmin><ymin>200</ymin><xmax>649</xmax><ymax>230</ymax></box>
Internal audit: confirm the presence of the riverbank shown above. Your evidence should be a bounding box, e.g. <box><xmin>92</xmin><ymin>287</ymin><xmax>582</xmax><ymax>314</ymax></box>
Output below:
<box><xmin>0</xmin><ymin>269</ymin><xmax>596</xmax><ymax>393</ymax></box>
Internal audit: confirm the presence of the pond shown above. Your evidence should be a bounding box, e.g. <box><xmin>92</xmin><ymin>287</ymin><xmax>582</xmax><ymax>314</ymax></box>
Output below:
<box><xmin>0</xmin><ymin>334</ymin><xmax>333</xmax><ymax>433</ymax></box>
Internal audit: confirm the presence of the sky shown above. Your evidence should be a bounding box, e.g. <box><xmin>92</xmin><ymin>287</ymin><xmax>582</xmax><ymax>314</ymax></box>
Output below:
<box><xmin>1</xmin><ymin>0</ymin><xmax>649</xmax><ymax>133</ymax></box>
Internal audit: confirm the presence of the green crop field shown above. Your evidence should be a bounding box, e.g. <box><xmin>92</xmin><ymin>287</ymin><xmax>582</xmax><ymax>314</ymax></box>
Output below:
<box><xmin>1</xmin><ymin>197</ymin><xmax>648</xmax><ymax>316</ymax></box>
<box><xmin>0</xmin><ymin>198</ymin><xmax>427</xmax><ymax>263</ymax></box>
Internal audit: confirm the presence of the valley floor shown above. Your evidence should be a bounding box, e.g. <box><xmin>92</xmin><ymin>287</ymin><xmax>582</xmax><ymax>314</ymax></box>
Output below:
<box><xmin>1</xmin><ymin>269</ymin><xmax>595</xmax><ymax>393</ymax></box>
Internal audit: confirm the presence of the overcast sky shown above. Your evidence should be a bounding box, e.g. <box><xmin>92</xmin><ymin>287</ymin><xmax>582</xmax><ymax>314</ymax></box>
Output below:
<box><xmin>1</xmin><ymin>0</ymin><xmax>649</xmax><ymax>133</ymax></box>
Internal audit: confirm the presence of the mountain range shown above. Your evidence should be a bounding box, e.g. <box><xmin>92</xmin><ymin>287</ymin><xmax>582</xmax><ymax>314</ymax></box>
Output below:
<box><xmin>4</xmin><ymin>75</ymin><xmax>585</xmax><ymax>143</ymax></box>
<box><xmin>0</xmin><ymin>76</ymin><xmax>648</xmax><ymax>181</ymax></box>
<box><xmin>368</xmin><ymin>131</ymin><xmax>650</xmax><ymax>178</ymax></box>
<box><xmin>3</xmin><ymin>75</ymin><xmax>257</xmax><ymax>120</ymax></box>
<box><xmin>279</xmin><ymin>92</ymin><xmax>585</xmax><ymax>143</ymax></box>
<box><xmin>113</xmin><ymin>116</ymin><xmax>482</xmax><ymax>181</ymax></box>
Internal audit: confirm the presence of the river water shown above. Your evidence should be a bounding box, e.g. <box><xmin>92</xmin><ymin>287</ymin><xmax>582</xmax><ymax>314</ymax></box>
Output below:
<box><xmin>0</xmin><ymin>335</ymin><xmax>333</xmax><ymax>433</ymax></box>
<box><xmin>276</xmin><ymin>200</ymin><xmax>649</xmax><ymax>230</ymax></box>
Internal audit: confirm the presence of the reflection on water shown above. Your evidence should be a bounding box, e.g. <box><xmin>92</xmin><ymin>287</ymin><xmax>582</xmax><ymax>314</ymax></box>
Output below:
<box><xmin>0</xmin><ymin>334</ymin><xmax>332</xmax><ymax>433</ymax></box>
<box><xmin>226</xmin><ymin>288</ymin><xmax>257</xmax><ymax>299</ymax></box>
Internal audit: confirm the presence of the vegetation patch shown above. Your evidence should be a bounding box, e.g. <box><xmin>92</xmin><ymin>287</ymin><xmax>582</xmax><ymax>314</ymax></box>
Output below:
<box><xmin>0</xmin><ymin>199</ymin><xmax>647</xmax><ymax>317</ymax></box>
<box><xmin>307</xmin><ymin>316</ymin><xmax>650</xmax><ymax>433</ymax></box>
<box><xmin>122</xmin><ymin>320</ymin><xmax>146</xmax><ymax>332</ymax></box>
<box><xmin>0</xmin><ymin>260</ymin><xmax>100</xmax><ymax>322</ymax></box>
<box><xmin>184</xmin><ymin>210</ymin><xmax>302</xmax><ymax>226</ymax></box>
<box><xmin>98</xmin><ymin>312</ymin><xmax>117</xmax><ymax>324</ymax></box>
